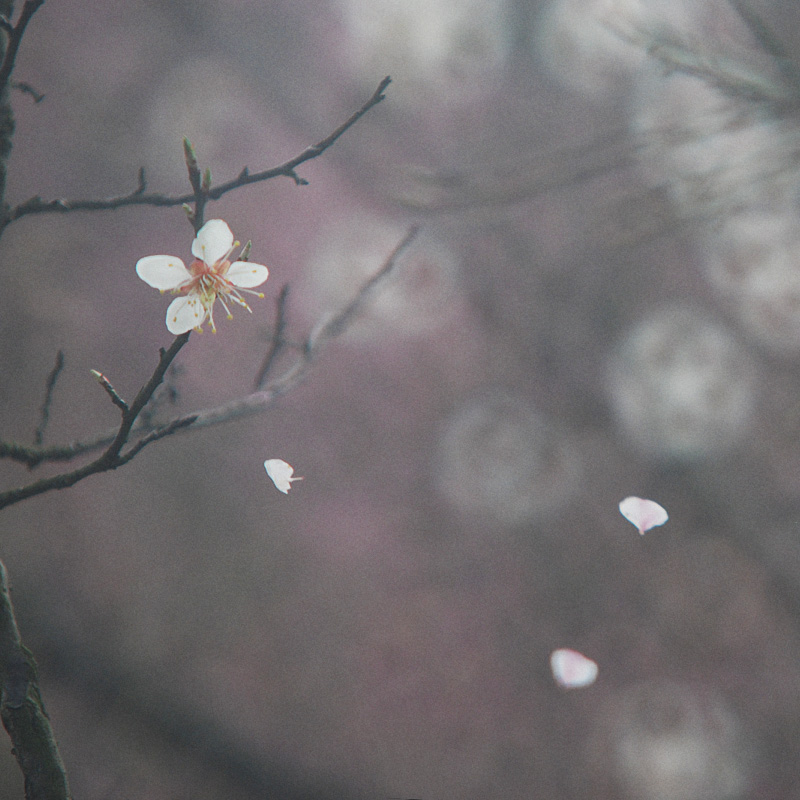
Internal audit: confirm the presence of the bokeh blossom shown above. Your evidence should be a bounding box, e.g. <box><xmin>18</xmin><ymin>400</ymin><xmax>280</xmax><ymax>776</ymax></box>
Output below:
<box><xmin>136</xmin><ymin>219</ymin><xmax>269</xmax><ymax>334</ymax></box>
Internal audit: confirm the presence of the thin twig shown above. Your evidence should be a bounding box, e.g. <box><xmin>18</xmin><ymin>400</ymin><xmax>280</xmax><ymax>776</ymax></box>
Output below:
<box><xmin>7</xmin><ymin>77</ymin><xmax>392</xmax><ymax>226</ymax></box>
<box><xmin>254</xmin><ymin>284</ymin><xmax>290</xmax><ymax>390</ymax></box>
<box><xmin>33</xmin><ymin>350</ymin><xmax>64</xmax><ymax>445</ymax></box>
<box><xmin>117</xmin><ymin>415</ymin><xmax>198</xmax><ymax>464</ymax></box>
<box><xmin>89</xmin><ymin>369</ymin><xmax>129</xmax><ymax>413</ymax></box>
<box><xmin>11</xmin><ymin>80</ymin><xmax>44</xmax><ymax>103</ymax></box>
<box><xmin>182</xmin><ymin>137</ymin><xmax>206</xmax><ymax>231</ymax></box>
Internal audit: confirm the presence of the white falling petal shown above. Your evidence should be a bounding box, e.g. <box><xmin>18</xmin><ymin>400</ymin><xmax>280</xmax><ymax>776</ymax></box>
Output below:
<box><xmin>550</xmin><ymin>648</ymin><xmax>598</xmax><ymax>689</ymax></box>
<box><xmin>619</xmin><ymin>496</ymin><xmax>669</xmax><ymax>535</ymax></box>
<box><xmin>264</xmin><ymin>459</ymin><xmax>303</xmax><ymax>494</ymax></box>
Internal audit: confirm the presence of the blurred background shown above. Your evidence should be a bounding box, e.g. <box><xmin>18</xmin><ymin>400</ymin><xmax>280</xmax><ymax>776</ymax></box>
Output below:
<box><xmin>2</xmin><ymin>0</ymin><xmax>800</xmax><ymax>797</ymax></box>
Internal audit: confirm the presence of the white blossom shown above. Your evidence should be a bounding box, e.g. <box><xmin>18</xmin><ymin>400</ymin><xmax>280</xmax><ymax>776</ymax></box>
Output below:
<box><xmin>136</xmin><ymin>219</ymin><xmax>269</xmax><ymax>334</ymax></box>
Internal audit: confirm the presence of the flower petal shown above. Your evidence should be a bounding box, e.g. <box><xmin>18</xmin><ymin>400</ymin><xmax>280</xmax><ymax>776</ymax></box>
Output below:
<box><xmin>192</xmin><ymin>219</ymin><xmax>234</xmax><ymax>266</ymax></box>
<box><xmin>618</xmin><ymin>496</ymin><xmax>669</xmax><ymax>535</ymax></box>
<box><xmin>550</xmin><ymin>649</ymin><xmax>598</xmax><ymax>689</ymax></box>
<box><xmin>226</xmin><ymin>261</ymin><xmax>269</xmax><ymax>288</ymax></box>
<box><xmin>166</xmin><ymin>294</ymin><xmax>206</xmax><ymax>334</ymax></box>
<box><xmin>264</xmin><ymin>459</ymin><xmax>303</xmax><ymax>494</ymax></box>
<box><xmin>136</xmin><ymin>255</ymin><xmax>190</xmax><ymax>290</ymax></box>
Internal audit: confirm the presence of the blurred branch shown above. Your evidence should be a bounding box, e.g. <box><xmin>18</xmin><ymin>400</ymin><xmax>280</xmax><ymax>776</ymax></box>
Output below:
<box><xmin>11</xmin><ymin>80</ymin><xmax>44</xmax><ymax>103</ymax></box>
<box><xmin>6</xmin><ymin>76</ymin><xmax>392</xmax><ymax>228</ymax></box>
<box><xmin>0</xmin><ymin>226</ymin><xmax>419</xmax><ymax>484</ymax></box>
<box><xmin>394</xmin><ymin>128</ymin><xmax>637</xmax><ymax>212</ymax></box>
<box><xmin>0</xmin><ymin>0</ymin><xmax>42</xmax><ymax>215</ymax></box>
<box><xmin>0</xmin><ymin>559</ymin><xmax>70</xmax><ymax>800</ymax></box>
<box><xmin>727</xmin><ymin>0</ymin><xmax>800</xmax><ymax>94</ymax></box>
<box><xmin>0</xmin><ymin>0</ymin><xmax>45</xmax><ymax>91</ymax></box>
<box><xmin>33</xmin><ymin>609</ymin><xmax>358</xmax><ymax>800</ymax></box>
<box><xmin>399</xmin><ymin>5</ymin><xmax>800</xmax><ymax>222</ymax></box>
<box><xmin>33</xmin><ymin>350</ymin><xmax>63</xmax><ymax>445</ymax></box>
<box><xmin>607</xmin><ymin>4</ymin><xmax>798</xmax><ymax>108</ymax></box>
<box><xmin>254</xmin><ymin>283</ymin><xmax>290</xmax><ymax>391</ymax></box>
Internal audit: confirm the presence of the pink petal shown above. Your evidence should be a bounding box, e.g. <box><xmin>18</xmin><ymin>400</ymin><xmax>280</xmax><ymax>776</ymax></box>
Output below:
<box><xmin>192</xmin><ymin>219</ymin><xmax>234</xmax><ymax>266</ymax></box>
<box><xmin>550</xmin><ymin>649</ymin><xmax>598</xmax><ymax>689</ymax></box>
<box><xmin>227</xmin><ymin>261</ymin><xmax>269</xmax><ymax>288</ymax></box>
<box><xmin>618</xmin><ymin>496</ymin><xmax>669</xmax><ymax>534</ymax></box>
<box><xmin>136</xmin><ymin>255</ymin><xmax>190</xmax><ymax>290</ymax></box>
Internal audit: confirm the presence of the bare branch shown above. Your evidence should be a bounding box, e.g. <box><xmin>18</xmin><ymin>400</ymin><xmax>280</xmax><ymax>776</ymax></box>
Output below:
<box><xmin>7</xmin><ymin>76</ymin><xmax>392</xmax><ymax>226</ymax></box>
<box><xmin>0</xmin><ymin>439</ymin><xmax>94</xmax><ymax>469</ymax></box>
<box><xmin>309</xmin><ymin>224</ymin><xmax>419</xmax><ymax>342</ymax></box>
<box><xmin>254</xmin><ymin>283</ymin><xmax>290</xmax><ymax>390</ymax></box>
<box><xmin>33</xmin><ymin>350</ymin><xmax>64</xmax><ymax>445</ymax></box>
<box><xmin>205</xmin><ymin>74</ymin><xmax>392</xmax><ymax>193</ymax></box>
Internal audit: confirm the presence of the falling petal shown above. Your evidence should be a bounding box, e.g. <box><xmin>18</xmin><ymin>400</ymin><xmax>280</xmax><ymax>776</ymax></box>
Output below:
<box><xmin>264</xmin><ymin>459</ymin><xmax>303</xmax><ymax>494</ymax></box>
<box><xmin>619</xmin><ymin>496</ymin><xmax>669</xmax><ymax>535</ymax></box>
<box><xmin>550</xmin><ymin>648</ymin><xmax>598</xmax><ymax>689</ymax></box>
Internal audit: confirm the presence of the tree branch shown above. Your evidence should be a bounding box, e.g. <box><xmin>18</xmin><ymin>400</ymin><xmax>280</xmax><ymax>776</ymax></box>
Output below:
<box><xmin>6</xmin><ymin>76</ymin><xmax>392</xmax><ymax>226</ymax></box>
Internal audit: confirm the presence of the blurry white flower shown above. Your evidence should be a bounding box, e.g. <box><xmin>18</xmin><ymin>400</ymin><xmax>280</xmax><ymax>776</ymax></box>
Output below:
<box><xmin>595</xmin><ymin>682</ymin><xmax>753</xmax><ymax>800</ymax></box>
<box><xmin>535</xmin><ymin>0</ymin><xmax>648</xmax><ymax>98</ymax></box>
<box><xmin>550</xmin><ymin>648</ymin><xmax>598</xmax><ymax>689</ymax></box>
<box><xmin>136</xmin><ymin>219</ymin><xmax>269</xmax><ymax>334</ymax></box>
<box><xmin>618</xmin><ymin>496</ymin><xmax>668</xmax><ymax>534</ymax></box>
<box><xmin>264</xmin><ymin>459</ymin><xmax>303</xmax><ymax>494</ymax></box>
<box><xmin>337</xmin><ymin>0</ymin><xmax>512</xmax><ymax>106</ymax></box>
<box><xmin>608</xmin><ymin>306</ymin><xmax>756</xmax><ymax>459</ymax></box>
<box><xmin>633</xmin><ymin>71</ymin><xmax>798</xmax><ymax>219</ymax></box>
<box><xmin>436</xmin><ymin>394</ymin><xmax>581</xmax><ymax>525</ymax></box>
<box><xmin>704</xmin><ymin>210</ymin><xmax>800</xmax><ymax>352</ymax></box>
